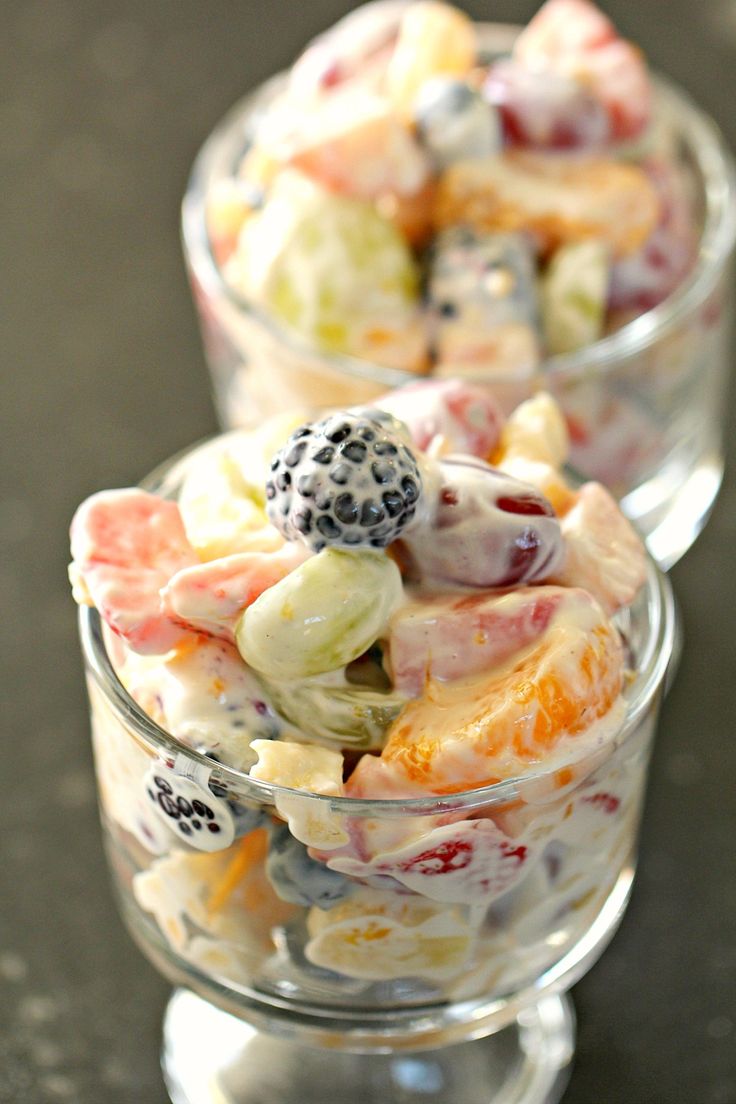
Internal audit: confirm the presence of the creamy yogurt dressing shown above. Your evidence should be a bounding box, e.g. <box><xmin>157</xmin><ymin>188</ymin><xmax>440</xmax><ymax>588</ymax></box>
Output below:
<box><xmin>115</xmin><ymin>631</ymin><xmax>290</xmax><ymax>771</ymax></box>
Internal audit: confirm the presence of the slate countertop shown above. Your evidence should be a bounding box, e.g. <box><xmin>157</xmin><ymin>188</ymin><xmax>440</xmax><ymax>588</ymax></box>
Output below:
<box><xmin>2</xmin><ymin>2</ymin><xmax>735</xmax><ymax>1101</ymax></box>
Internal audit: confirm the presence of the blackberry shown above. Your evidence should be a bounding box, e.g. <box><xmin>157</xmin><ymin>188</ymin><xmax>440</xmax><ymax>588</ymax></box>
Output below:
<box><xmin>414</xmin><ymin>76</ymin><xmax>500</xmax><ymax>170</ymax></box>
<box><xmin>265</xmin><ymin>824</ymin><xmax>352</xmax><ymax>908</ymax></box>
<box><xmin>266</xmin><ymin>411</ymin><xmax>423</xmax><ymax>553</ymax></box>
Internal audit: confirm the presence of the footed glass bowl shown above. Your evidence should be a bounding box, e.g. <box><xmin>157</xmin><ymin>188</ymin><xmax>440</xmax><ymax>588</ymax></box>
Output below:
<box><xmin>181</xmin><ymin>23</ymin><xmax>736</xmax><ymax>570</ymax></box>
<box><xmin>77</xmin><ymin>444</ymin><xmax>676</xmax><ymax>1104</ymax></box>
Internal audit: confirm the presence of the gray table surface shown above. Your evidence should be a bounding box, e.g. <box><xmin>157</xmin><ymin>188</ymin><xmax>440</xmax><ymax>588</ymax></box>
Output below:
<box><xmin>2</xmin><ymin>1</ymin><xmax>735</xmax><ymax>1101</ymax></box>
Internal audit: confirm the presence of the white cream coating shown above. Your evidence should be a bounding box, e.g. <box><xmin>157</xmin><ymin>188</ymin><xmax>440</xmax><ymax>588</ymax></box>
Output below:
<box><xmin>226</xmin><ymin>169</ymin><xmax>421</xmax><ymax>355</ymax></box>
<box><xmin>133</xmin><ymin>842</ymin><xmax>286</xmax><ymax>965</ymax></box>
<box><xmin>127</xmin><ymin>722</ymin><xmax>647</xmax><ymax>988</ymax></box>
<box><xmin>250</xmin><ymin>740</ymin><xmax>349</xmax><ymax>850</ymax></box>
<box><xmin>116</xmin><ymin>635</ymin><xmax>291</xmax><ymax>771</ymax></box>
<box><xmin>550</xmin><ymin>481</ymin><xmax>648</xmax><ymax>615</ymax></box>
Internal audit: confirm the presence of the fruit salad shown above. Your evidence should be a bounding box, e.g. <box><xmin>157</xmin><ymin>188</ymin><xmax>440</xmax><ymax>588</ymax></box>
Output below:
<box><xmin>189</xmin><ymin>0</ymin><xmax>736</xmax><ymax>547</ymax></box>
<box><xmin>71</xmin><ymin>379</ymin><xmax>661</xmax><ymax>1001</ymax></box>
<box><xmin>211</xmin><ymin>0</ymin><xmax>697</xmax><ymax>377</ymax></box>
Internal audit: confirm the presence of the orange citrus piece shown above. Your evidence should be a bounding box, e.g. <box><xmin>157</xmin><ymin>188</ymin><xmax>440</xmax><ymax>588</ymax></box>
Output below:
<box><xmin>206</xmin><ymin>828</ymin><xmax>269</xmax><ymax>915</ymax></box>
<box><xmin>433</xmin><ymin>152</ymin><xmax>658</xmax><ymax>259</ymax></box>
<box><xmin>350</xmin><ymin>591</ymin><xmax>623</xmax><ymax>797</ymax></box>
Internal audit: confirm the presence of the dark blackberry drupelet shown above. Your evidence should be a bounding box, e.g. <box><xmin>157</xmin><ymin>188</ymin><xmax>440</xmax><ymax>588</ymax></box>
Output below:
<box><xmin>266</xmin><ymin>410</ymin><xmax>423</xmax><ymax>552</ymax></box>
<box><xmin>265</xmin><ymin>823</ymin><xmax>352</xmax><ymax>908</ymax></box>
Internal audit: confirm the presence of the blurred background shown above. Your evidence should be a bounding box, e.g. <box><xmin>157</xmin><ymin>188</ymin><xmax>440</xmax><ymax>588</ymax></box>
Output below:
<box><xmin>1</xmin><ymin>1</ymin><xmax>735</xmax><ymax>1101</ymax></box>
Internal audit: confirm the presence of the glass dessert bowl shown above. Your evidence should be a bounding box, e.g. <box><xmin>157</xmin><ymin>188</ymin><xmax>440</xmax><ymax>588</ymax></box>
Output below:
<box><xmin>182</xmin><ymin>0</ymin><xmax>736</xmax><ymax>569</ymax></box>
<box><xmin>72</xmin><ymin>385</ymin><xmax>676</xmax><ymax>1103</ymax></box>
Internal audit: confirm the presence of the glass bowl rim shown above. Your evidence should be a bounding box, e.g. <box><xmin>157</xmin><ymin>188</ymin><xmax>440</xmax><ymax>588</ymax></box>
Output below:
<box><xmin>79</xmin><ymin>436</ymin><xmax>676</xmax><ymax>817</ymax></box>
<box><xmin>181</xmin><ymin>22</ymin><xmax>736</xmax><ymax>392</ymax></box>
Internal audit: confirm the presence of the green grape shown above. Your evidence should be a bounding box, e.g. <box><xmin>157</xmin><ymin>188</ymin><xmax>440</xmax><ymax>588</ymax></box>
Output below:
<box><xmin>235</xmin><ymin>548</ymin><xmax>403</xmax><ymax>679</ymax></box>
<box><xmin>256</xmin><ymin>670</ymin><xmax>406</xmax><ymax>749</ymax></box>
<box><xmin>542</xmin><ymin>240</ymin><xmax>609</xmax><ymax>356</ymax></box>
<box><xmin>234</xmin><ymin>171</ymin><xmax>419</xmax><ymax>357</ymax></box>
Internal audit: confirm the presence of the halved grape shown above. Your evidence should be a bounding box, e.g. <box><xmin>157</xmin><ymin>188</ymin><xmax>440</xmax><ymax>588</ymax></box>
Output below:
<box><xmin>228</xmin><ymin>171</ymin><xmax>423</xmax><ymax>368</ymax></box>
<box><xmin>542</xmin><ymin>239</ymin><xmax>609</xmax><ymax>355</ymax></box>
<box><xmin>235</xmin><ymin>548</ymin><xmax>403</xmax><ymax>679</ymax></box>
<box><xmin>255</xmin><ymin>669</ymin><xmax>406</xmax><ymax>749</ymax></box>
<box><xmin>400</xmin><ymin>458</ymin><xmax>564</xmax><ymax>588</ymax></box>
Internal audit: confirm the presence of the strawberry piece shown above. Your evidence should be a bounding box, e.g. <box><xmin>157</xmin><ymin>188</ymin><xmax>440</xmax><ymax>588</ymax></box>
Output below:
<box><xmin>583</xmin><ymin>791</ymin><xmax>621</xmax><ymax>815</ymax></box>
<box><xmin>286</xmin><ymin>89</ymin><xmax>430</xmax><ymax>201</ymax></box>
<box><xmin>70</xmin><ymin>490</ymin><xmax>198</xmax><ymax>654</ymax></box>
<box><xmin>388</xmin><ymin>585</ymin><xmax>572</xmax><ymax>697</ymax></box>
<box><xmin>609</xmin><ymin>159</ymin><xmax>698</xmax><ymax>312</ymax></box>
<box><xmin>288</xmin><ymin>1</ymin><xmax>408</xmax><ymax>99</ymax></box>
<box><xmin>513</xmin><ymin>0</ymin><xmax>651</xmax><ymax>142</ymax></box>
<box><xmin>516</xmin><ymin>0</ymin><xmax>614</xmax><ymax>55</ymax></box>
<box><xmin>554</xmin><ymin>784</ymin><xmax>629</xmax><ymax>852</ymax></box>
<box><xmin>161</xmin><ymin>543</ymin><xmax>310</xmax><ymax>639</ymax></box>
<box><xmin>485</xmin><ymin>59</ymin><xmax>610</xmax><ymax>150</ymax></box>
<box><xmin>561</xmin><ymin>392</ymin><xmax>662</xmax><ymax>493</ymax></box>
<box><xmin>581</xmin><ymin>38</ymin><xmax>651</xmax><ymax>142</ymax></box>
<box><xmin>328</xmin><ymin>818</ymin><xmax>532</xmax><ymax>905</ymax></box>
<box><xmin>375</xmin><ymin>378</ymin><xmax>504</xmax><ymax>458</ymax></box>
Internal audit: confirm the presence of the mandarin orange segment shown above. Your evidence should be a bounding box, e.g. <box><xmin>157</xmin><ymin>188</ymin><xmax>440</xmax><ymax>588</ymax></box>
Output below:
<box><xmin>375</xmin><ymin>177</ymin><xmax>437</xmax><ymax>249</ymax></box>
<box><xmin>207</xmin><ymin>828</ymin><xmax>269</xmax><ymax>915</ymax></box>
<box><xmin>349</xmin><ymin>592</ymin><xmax>623</xmax><ymax>797</ymax></box>
<box><xmin>432</xmin><ymin>152</ymin><xmax>659</xmax><ymax>259</ymax></box>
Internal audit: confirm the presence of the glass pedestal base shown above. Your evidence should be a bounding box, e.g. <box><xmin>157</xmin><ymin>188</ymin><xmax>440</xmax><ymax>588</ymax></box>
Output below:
<box><xmin>162</xmin><ymin>988</ymin><xmax>575</xmax><ymax>1104</ymax></box>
